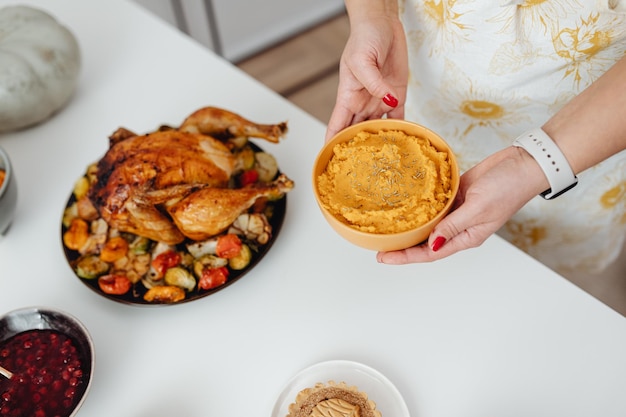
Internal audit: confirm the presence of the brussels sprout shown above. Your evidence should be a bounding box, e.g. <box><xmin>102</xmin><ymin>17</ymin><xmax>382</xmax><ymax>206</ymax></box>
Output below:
<box><xmin>229</xmin><ymin>244</ymin><xmax>252</xmax><ymax>270</ymax></box>
<box><xmin>129</xmin><ymin>235</ymin><xmax>152</xmax><ymax>254</ymax></box>
<box><xmin>164</xmin><ymin>267</ymin><xmax>196</xmax><ymax>291</ymax></box>
<box><xmin>75</xmin><ymin>255</ymin><xmax>110</xmax><ymax>279</ymax></box>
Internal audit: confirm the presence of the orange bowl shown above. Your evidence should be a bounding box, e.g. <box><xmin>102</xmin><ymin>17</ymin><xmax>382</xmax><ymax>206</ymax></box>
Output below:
<box><xmin>312</xmin><ymin>119</ymin><xmax>460</xmax><ymax>252</ymax></box>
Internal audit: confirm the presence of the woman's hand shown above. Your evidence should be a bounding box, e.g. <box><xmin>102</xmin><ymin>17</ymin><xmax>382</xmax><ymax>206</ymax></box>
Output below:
<box><xmin>325</xmin><ymin>4</ymin><xmax>408</xmax><ymax>141</ymax></box>
<box><xmin>376</xmin><ymin>146</ymin><xmax>548</xmax><ymax>264</ymax></box>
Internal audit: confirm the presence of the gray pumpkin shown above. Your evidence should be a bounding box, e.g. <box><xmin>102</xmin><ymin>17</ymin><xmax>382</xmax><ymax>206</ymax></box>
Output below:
<box><xmin>0</xmin><ymin>5</ymin><xmax>81</xmax><ymax>132</ymax></box>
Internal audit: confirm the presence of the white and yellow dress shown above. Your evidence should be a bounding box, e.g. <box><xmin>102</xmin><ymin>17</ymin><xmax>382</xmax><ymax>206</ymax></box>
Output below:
<box><xmin>399</xmin><ymin>0</ymin><xmax>626</xmax><ymax>275</ymax></box>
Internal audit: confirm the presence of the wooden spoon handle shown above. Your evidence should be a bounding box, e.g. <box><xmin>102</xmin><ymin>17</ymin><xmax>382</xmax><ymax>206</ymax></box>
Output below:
<box><xmin>0</xmin><ymin>365</ymin><xmax>13</xmax><ymax>379</ymax></box>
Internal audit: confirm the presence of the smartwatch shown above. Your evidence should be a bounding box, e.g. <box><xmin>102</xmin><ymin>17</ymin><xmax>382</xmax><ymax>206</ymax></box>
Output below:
<box><xmin>513</xmin><ymin>128</ymin><xmax>578</xmax><ymax>199</ymax></box>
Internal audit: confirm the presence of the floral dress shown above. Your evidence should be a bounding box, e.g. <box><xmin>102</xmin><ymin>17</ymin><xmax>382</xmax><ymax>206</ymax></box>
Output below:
<box><xmin>399</xmin><ymin>0</ymin><xmax>626</xmax><ymax>275</ymax></box>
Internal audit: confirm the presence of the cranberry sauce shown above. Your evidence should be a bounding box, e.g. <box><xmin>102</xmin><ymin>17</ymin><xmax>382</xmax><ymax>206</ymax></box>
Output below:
<box><xmin>0</xmin><ymin>329</ymin><xmax>87</xmax><ymax>417</ymax></box>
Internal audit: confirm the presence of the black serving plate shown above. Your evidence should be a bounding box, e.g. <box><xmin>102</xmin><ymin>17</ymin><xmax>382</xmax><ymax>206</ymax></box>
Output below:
<box><xmin>61</xmin><ymin>143</ymin><xmax>287</xmax><ymax>306</ymax></box>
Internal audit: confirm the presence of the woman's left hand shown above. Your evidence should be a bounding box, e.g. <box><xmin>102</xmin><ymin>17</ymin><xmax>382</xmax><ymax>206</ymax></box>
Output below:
<box><xmin>376</xmin><ymin>146</ymin><xmax>548</xmax><ymax>264</ymax></box>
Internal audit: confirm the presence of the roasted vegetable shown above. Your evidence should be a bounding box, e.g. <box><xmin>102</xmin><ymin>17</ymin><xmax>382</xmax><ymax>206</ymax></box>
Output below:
<box><xmin>234</xmin><ymin>145</ymin><xmax>255</xmax><ymax>170</ymax></box>
<box><xmin>229</xmin><ymin>244</ymin><xmax>252</xmax><ymax>270</ymax></box>
<box><xmin>193</xmin><ymin>255</ymin><xmax>228</xmax><ymax>279</ymax></box>
<box><xmin>229</xmin><ymin>135</ymin><xmax>249</xmax><ymax>149</ymax></box>
<box><xmin>112</xmin><ymin>252</ymin><xmax>151</xmax><ymax>284</ymax></box>
<box><xmin>255</xmin><ymin>152</ymin><xmax>278</xmax><ymax>182</ymax></box>
<box><xmin>229</xmin><ymin>213</ymin><xmax>271</xmax><ymax>245</ymax></box>
<box><xmin>62</xmin><ymin>203</ymin><xmax>78</xmax><ymax>228</ymax></box>
<box><xmin>216</xmin><ymin>234</ymin><xmax>242</xmax><ymax>259</ymax></box>
<box><xmin>198</xmin><ymin>266</ymin><xmax>229</xmax><ymax>290</ymax></box>
<box><xmin>186</xmin><ymin>238</ymin><xmax>218</xmax><ymax>258</ymax></box>
<box><xmin>77</xmin><ymin>218</ymin><xmax>108</xmax><ymax>256</ymax></box>
<box><xmin>76</xmin><ymin>196</ymin><xmax>99</xmax><ymax>221</ymax></box>
<box><xmin>164</xmin><ymin>267</ymin><xmax>196</xmax><ymax>291</ymax></box>
<box><xmin>147</xmin><ymin>243</ymin><xmax>179</xmax><ymax>281</ymax></box>
<box><xmin>75</xmin><ymin>255</ymin><xmax>109</xmax><ymax>279</ymax></box>
<box><xmin>73</xmin><ymin>176</ymin><xmax>90</xmax><ymax>200</ymax></box>
<box><xmin>63</xmin><ymin>218</ymin><xmax>89</xmax><ymax>251</ymax></box>
<box><xmin>143</xmin><ymin>285</ymin><xmax>185</xmax><ymax>303</ymax></box>
<box><xmin>98</xmin><ymin>274</ymin><xmax>132</xmax><ymax>295</ymax></box>
<box><xmin>239</xmin><ymin>169</ymin><xmax>259</xmax><ymax>186</ymax></box>
<box><xmin>100</xmin><ymin>236</ymin><xmax>129</xmax><ymax>263</ymax></box>
<box><xmin>129</xmin><ymin>235</ymin><xmax>152</xmax><ymax>254</ymax></box>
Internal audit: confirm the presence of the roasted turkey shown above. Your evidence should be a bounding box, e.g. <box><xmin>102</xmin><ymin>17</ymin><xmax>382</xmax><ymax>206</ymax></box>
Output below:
<box><xmin>88</xmin><ymin>107</ymin><xmax>294</xmax><ymax>244</ymax></box>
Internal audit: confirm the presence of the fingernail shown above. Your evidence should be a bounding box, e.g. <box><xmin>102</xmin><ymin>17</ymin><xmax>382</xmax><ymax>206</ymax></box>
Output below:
<box><xmin>432</xmin><ymin>236</ymin><xmax>446</xmax><ymax>252</ymax></box>
<box><xmin>382</xmin><ymin>93</ymin><xmax>398</xmax><ymax>108</ymax></box>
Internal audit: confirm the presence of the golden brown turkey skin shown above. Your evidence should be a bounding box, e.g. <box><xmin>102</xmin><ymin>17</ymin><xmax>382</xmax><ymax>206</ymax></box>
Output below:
<box><xmin>88</xmin><ymin>129</ymin><xmax>235</xmax><ymax>244</ymax></box>
<box><xmin>180</xmin><ymin>106</ymin><xmax>288</xmax><ymax>143</ymax></box>
<box><xmin>95</xmin><ymin>129</ymin><xmax>234</xmax><ymax>190</ymax></box>
<box><xmin>168</xmin><ymin>174</ymin><xmax>294</xmax><ymax>241</ymax></box>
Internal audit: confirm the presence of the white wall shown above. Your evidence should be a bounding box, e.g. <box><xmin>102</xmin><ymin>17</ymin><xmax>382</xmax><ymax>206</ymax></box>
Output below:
<box><xmin>131</xmin><ymin>0</ymin><xmax>345</xmax><ymax>62</ymax></box>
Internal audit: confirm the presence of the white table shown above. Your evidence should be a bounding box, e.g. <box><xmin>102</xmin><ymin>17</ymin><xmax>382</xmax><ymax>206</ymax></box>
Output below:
<box><xmin>1</xmin><ymin>1</ymin><xmax>625</xmax><ymax>416</ymax></box>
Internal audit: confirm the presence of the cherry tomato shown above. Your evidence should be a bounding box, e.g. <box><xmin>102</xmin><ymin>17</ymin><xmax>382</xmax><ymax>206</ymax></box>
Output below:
<box><xmin>98</xmin><ymin>274</ymin><xmax>132</xmax><ymax>295</ymax></box>
<box><xmin>151</xmin><ymin>250</ymin><xmax>182</xmax><ymax>277</ymax></box>
<box><xmin>239</xmin><ymin>169</ymin><xmax>259</xmax><ymax>186</ymax></box>
<box><xmin>216</xmin><ymin>234</ymin><xmax>243</xmax><ymax>259</ymax></box>
<box><xmin>198</xmin><ymin>266</ymin><xmax>229</xmax><ymax>290</ymax></box>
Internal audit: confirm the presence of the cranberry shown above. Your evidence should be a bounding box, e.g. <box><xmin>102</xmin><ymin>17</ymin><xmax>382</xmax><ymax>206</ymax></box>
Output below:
<box><xmin>64</xmin><ymin>387</ymin><xmax>75</xmax><ymax>399</ymax></box>
<box><xmin>52</xmin><ymin>380</ymin><xmax>63</xmax><ymax>391</ymax></box>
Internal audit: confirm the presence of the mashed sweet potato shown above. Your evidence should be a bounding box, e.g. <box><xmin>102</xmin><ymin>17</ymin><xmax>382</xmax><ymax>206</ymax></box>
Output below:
<box><xmin>317</xmin><ymin>129</ymin><xmax>453</xmax><ymax>234</ymax></box>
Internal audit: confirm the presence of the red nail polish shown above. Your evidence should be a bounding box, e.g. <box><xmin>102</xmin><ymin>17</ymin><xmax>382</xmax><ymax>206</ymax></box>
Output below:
<box><xmin>382</xmin><ymin>93</ymin><xmax>398</xmax><ymax>108</ymax></box>
<box><xmin>432</xmin><ymin>236</ymin><xmax>446</xmax><ymax>252</ymax></box>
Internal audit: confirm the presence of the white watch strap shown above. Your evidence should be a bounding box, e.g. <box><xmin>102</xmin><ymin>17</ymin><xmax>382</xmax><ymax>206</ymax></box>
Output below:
<box><xmin>513</xmin><ymin>128</ymin><xmax>578</xmax><ymax>199</ymax></box>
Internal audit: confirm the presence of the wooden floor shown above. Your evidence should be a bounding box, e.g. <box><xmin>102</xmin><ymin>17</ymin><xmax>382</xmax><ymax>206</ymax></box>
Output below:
<box><xmin>235</xmin><ymin>13</ymin><xmax>626</xmax><ymax>316</ymax></box>
<box><xmin>235</xmin><ymin>13</ymin><xmax>349</xmax><ymax>125</ymax></box>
